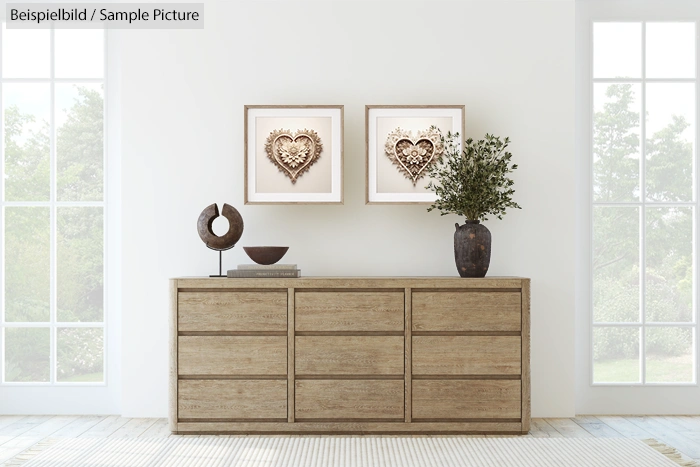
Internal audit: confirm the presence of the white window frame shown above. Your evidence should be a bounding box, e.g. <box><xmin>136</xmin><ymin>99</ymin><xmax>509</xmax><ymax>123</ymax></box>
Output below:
<box><xmin>590</xmin><ymin>20</ymin><xmax>698</xmax><ymax>387</ymax></box>
<box><xmin>577</xmin><ymin>0</ymin><xmax>700</xmax><ymax>414</ymax></box>
<box><xmin>0</xmin><ymin>23</ymin><xmax>121</xmax><ymax>414</ymax></box>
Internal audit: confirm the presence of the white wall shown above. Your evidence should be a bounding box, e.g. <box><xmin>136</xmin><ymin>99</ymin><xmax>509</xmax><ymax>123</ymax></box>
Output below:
<box><xmin>120</xmin><ymin>0</ymin><xmax>575</xmax><ymax>417</ymax></box>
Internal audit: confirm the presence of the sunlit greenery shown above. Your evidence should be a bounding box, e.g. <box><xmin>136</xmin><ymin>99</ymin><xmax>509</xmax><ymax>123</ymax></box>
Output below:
<box><xmin>593</xmin><ymin>356</ymin><xmax>693</xmax><ymax>384</ymax></box>
<box><xmin>4</xmin><ymin>86</ymin><xmax>104</xmax><ymax>382</ymax></box>
<box><xmin>593</xmin><ymin>83</ymin><xmax>693</xmax><ymax>381</ymax></box>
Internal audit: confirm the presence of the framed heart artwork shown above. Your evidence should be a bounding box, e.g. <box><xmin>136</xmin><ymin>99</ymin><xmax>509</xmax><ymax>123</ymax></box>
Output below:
<box><xmin>244</xmin><ymin>105</ymin><xmax>344</xmax><ymax>204</ymax></box>
<box><xmin>365</xmin><ymin>105</ymin><xmax>465</xmax><ymax>204</ymax></box>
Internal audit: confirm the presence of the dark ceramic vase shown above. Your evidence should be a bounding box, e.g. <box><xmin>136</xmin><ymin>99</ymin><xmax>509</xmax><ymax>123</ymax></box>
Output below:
<box><xmin>454</xmin><ymin>220</ymin><xmax>491</xmax><ymax>278</ymax></box>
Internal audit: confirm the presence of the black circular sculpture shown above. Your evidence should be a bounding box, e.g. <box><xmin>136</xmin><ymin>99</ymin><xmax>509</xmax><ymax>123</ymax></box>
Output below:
<box><xmin>197</xmin><ymin>203</ymin><xmax>244</xmax><ymax>277</ymax></box>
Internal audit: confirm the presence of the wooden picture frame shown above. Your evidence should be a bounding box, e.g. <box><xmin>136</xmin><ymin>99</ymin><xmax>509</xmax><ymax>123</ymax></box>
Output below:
<box><xmin>365</xmin><ymin>105</ymin><xmax>465</xmax><ymax>204</ymax></box>
<box><xmin>244</xmin><ymin>105</ymin><xmax>344</xmax><ymax>204</ymax></box>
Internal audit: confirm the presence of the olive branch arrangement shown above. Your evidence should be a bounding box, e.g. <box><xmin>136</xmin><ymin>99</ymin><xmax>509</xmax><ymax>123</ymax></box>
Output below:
<box><xmin>426</xmin><ymin>129</ymin><xmax>521</xmax><ymax>222</ymax></box>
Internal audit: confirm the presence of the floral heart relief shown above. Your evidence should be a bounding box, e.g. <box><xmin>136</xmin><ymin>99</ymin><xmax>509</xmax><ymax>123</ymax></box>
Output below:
<box><xmin>384</xmin><ymin>127</ymin><xmax>444</xmax><ymax>185</ymax></box>
<box><xmin>265</xmin><ymin>129</ymin><xmax>323</xmax><ymax>184</ymax></box>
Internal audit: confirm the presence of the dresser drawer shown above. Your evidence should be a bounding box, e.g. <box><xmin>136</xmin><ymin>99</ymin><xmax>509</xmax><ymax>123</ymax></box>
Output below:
<box><xmin>296</xmin><ymin>336</ymin><xmax>404</xmax><ymax>375</ymax></box>
<box><xmin>295</xmin><ymin>380</ymin><xmax>404</xmax><ymax>420</ymax></box>
<box><xmin>178</xmin><ymin>380</ymin><xmax>287</xmax><ymax>420</ymax></box>
<box><xmin>178</xmin><ymin>336</ymin><xmax>287</xmax><ymax>375</ymax></box>
<box><xmin>412</xmin><ymin>380</ymin><xmax>521</xmax><ymax>419</ymax></box>
<box><xmin>412</xmin><ymin>291</ymin><xmax>521</xmax><ymax>332</ymax></box>
<box><xmin>178</xmin><ymin>291</ymin><xmax>287</xmax><ymax>332</ymax></box>
<box><xmin>413</xmin><ymin>336</ymin><xmax>521</xmax><ymax>375</ymax></box>
<box><xmin>296</xmin><ymin>291</ymin><xmax>404</xmax><ymax>331</ymax></box>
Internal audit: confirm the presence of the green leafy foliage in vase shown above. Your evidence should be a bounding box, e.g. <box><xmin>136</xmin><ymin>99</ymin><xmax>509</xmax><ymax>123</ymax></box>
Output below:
<box><xmin>426</xmin><ymin>130</ymin><xmax>521</xmax><ymax>222</ymax></box>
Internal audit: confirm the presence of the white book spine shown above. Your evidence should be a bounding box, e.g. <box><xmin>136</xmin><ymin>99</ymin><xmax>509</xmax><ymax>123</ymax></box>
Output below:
<box><xmin>227</xmin><ymin>269</ymin><xmax>301</xmax><ymax>278</ymax></box>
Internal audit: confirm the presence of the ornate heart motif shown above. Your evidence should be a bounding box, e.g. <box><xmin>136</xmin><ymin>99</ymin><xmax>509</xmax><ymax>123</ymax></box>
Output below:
<box><xmin>384</xmin><ymin>127</ymin><xmax>444</xmax><ymax>185</ymax></box>
<box><xmin>265</xmin><ymin>129</ymin><xmax>323</xmax><ymax>184</ymax></box>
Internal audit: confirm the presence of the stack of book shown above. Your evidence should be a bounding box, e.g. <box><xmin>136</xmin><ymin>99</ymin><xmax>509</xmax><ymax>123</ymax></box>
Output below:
<box><xmin>227</xmin><ymin>264</ymin><xmax>301</xmax><ymax>278</ymax></box>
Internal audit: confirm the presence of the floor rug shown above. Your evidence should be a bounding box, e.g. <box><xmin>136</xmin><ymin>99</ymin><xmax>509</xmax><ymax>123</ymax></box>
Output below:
<box><xmin>4</xmin><ymin>436</ymin><xmax>698</xmax><ymax>467</ymax></box>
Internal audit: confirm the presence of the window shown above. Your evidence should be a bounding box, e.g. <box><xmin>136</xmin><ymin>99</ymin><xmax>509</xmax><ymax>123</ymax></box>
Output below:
<box><xmin>1</xmin><ymin>26</ymin><xmax>106</xmax><ymax>385</ymax></box>
<box><xmin>591</xmin><ymin>21</ymin><xmax>697</xmax><ymax>385</ymax></box>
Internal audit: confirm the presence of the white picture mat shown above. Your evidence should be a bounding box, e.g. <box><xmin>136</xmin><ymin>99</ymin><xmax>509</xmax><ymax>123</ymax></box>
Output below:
<box><xmin>367</xmin><ymin>107</ymin><xmax>463</xmax><ymax>203</ymax></box>
<box><xmin>246</xmin><ymin>107</ymin><xmax>342</xmax><ymax>203</ymax></box>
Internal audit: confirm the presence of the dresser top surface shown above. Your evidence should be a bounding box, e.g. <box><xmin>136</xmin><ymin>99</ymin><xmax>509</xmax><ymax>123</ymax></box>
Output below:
<box><xmin>172</xmin><ymin>276</ymin><xmax>530</xmax><ymax>289</ymax></box>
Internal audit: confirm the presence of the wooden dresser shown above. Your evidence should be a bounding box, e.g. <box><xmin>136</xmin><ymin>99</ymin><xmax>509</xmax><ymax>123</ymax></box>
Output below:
<box><xmin>170</xmin><ymin>277</ymin><xmax>530</xmax><ymax>434</ymax></box>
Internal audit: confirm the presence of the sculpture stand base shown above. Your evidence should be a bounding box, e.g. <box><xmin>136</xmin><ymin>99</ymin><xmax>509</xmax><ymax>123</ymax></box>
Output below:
<box><xmin>210</xmin><ymin>250</ymin><xmax>225</xmax><ymax>278</ymax></box>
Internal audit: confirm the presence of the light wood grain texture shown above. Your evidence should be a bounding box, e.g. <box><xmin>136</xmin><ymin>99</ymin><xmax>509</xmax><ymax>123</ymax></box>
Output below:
<box><xmin>295</xmin><ymin>380</ymin><xmax>404</xmax><ymax>419</ymax></box>
<box><xmin>178</xmin><ymin>336</ymin><xmax>287</xmax><ymax>375</ymax></box>
<box><xmin>572</xmin><ymin>416</ymin><xmax>623</xmax><ymax>438</ymax></box>
<box><xmin>595</xmin><ymin>416</ymin><xmax>654</xmax><ymax>438</ymax></box>
<box><xmin>109</xmin><ymin>418</ymin><xmax>157</xmax><ymax>438</ymax></box>
<box><xmin>412</xmin><ymin>291</ymin><xmax>521</xmax><ymax>332</ymax></box>
<box><xmin>295</xmin><ymin>291</ymin><xmax>404</xmax><ymax>331</ymax></box>
<box><xmin>178</xmin><ymin>380</ymin><xmax>287</xmax><ymax>420</ymax></box>
<box><xmin>654</xmin><ymin>416</ymin><xmax>700</xmax><ymax>437</ymax></box>
<box><xmin>547</xmin><ymin>418</ymin><xmax>595</xmax><ymax>438</ymax></box>
<box><xmin>0</xmin><ymin>416</ymin><xmax>77</xmax><ymax>462</ymax></box>
<box><xmin>412</xmin><ymin>380</ymin><xmax>522</xmax><ymax>419</ymax></box>
<box><xmin>296</xmin><ymin>336</ymin><xmax>404</xmax><ymax>375</ymax></box>
<box><xmin>169</xmin><ymin>280</ymin><xmax>178</xmax><ymax>432</ymax></box>
<box><xmin>681</xmin><ymin>416</ymin><xmax>700</xmax><ymax>431</ymax></box>
<box><xmin>287</xmin><ymin>288</ymin><xmax>295</xmax><ymax>423</ymax></box>
<box><xmin>365</xmin><ymin>105</ymin><xmax>370</xmax><ymax>205</ymax></box>
<box><xmin>140</xmin><ymin>419</ymin><xmax>173</xmax><ymax>438</ymax></box>
<box><xmin>404</xmin><ymin>288</ymin><xmax>412</xmax><ymax>423</ymax></box>
<box><xmin>52</xmin><ymin>416</ymin><xmax>106</xmax><ymax>438</ymax></box>
<box><xmin>664</xmin><ymin>416</ymin><xmax>700</xmax><ymax>432</ymax></box>
<box><xmin>413</xmin><ymin>336</ymin><xmax>521</xmax><ymax>375</ymax></box>
<box><xmin>626</xmin><ymin>416</ymin><xmax>700</xmax><ymax>458</ymax></box>
<box><xmin>0</xmin><ymin>415</ymin><xmax>64</xmax><ymax>460</ymax></box>
<box><xmin>175</xmin><ymin>421</ymin><xmax>522</xmax><ymax>434</ymax></box>
<box><xmin>521</xmin><ymin>278</ymin><xmax>531</xmax><ymax>433</ymax></box>
<box><xmin>0</xmin><ymin>416</ymin><xmax>26</xmax><ymax>434</ymax></box>
<box><xmin>530</xmin><ymin>419</ymin><xmax>565</xmax><ymax>438</ymax></box>
<box><xmin>175</xmin><ymin>277</ymin><xmax>526</xmax><ymax>290</ymax></box>
<box><xmin>5</xmin><ymin>416</ymin><xmax>700</xmax><ymax>463</ymax></box>
<box><xmin>78</xmin><ymin>416</ymin><xmax>131</xmax><ymax>438</ymax></box>
<box><xmin>170</xmin><ymin>276</ymin><xmax>531</xmax><ymax>434</ymax></box>
<box><xmin>178</xmin><ymin>291</ymin><xmax>287</xmax><ymax>331</ymax></box>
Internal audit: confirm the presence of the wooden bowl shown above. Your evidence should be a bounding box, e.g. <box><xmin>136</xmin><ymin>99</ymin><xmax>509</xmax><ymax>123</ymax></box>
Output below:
<box><xmin>243</xmin><ymin>246</ymin><xmax>289</xmax><ymax>265</ymax></box>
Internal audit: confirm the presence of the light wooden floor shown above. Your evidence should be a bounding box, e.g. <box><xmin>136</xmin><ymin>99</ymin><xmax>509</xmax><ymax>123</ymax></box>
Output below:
<box><xmin>1</xmin><ymin>416</ymin><xmax>699</xmax><ymax>464</ymax></box>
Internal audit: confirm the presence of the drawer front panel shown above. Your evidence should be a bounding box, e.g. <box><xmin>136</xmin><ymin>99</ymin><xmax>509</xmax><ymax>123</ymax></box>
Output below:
<box><xmin>178</xmin><ymin>336</ymin><xmax>287</xmax><ymax>375</ymax></box>
<box><xmin>413</xmin><ymin>336</ymin><xmax>521</xmax><ymax>375</ymax></box>
<box><xmin>295</xmin><ymin>380</ymin><xmax>404</xmax><ymax>419</ymax></box>
<box><xmin>296</xmin><ymin>336</ymin><xmax>404</xmax><ymax>375</ymax></box>
<box><xmin>178</xmin><ymin>291</ymin><xmax>287</xmax><ymax>332</ymax></box>
<box><xmin>412</xmin><ymin>291</ymin><xmax>521</xmax><ymax>332</ymax></box>
<box><xmin>178</xmin><ymin>380</ymin><xmax>287</xmax><ymax>419</ymax></box>
<box><xmin>412</xmin><ymin>380</ymin><xmax>521</xmax><ymax>419</ymax></box>
<box><xmin>295</xmin><ymin>292</ymin><xmax>404</xmax><ymax>331</ymax></box>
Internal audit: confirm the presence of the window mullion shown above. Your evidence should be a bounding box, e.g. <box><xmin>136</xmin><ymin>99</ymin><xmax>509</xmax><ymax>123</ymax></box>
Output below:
<box><xmin>695</xmin><ymin>19</ymin><xmax>700</xmax><ymax>385</ymax></box>
<box><xmin>0</xmin><ymin>22</ymin><xmax>5</xmax><ymax>384</ymax></box>
<box><xmin>102</xmin><ymin>29</ymin><xmax>108</xmax><ymax>387</ymax></box>
<box><xmin>49</xmin><ymin>27</ymin><xmax>56</xmax><ymax>385</ymax></box>
<box><xmin>640</xmin><ymin>21</ymin><xmax>647</xmax><ymax>385</ymax></box>
<box><xmin>592</xmin><ymin>201</ymin><xmax>696</xmax><ymax>206</ymax></box>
